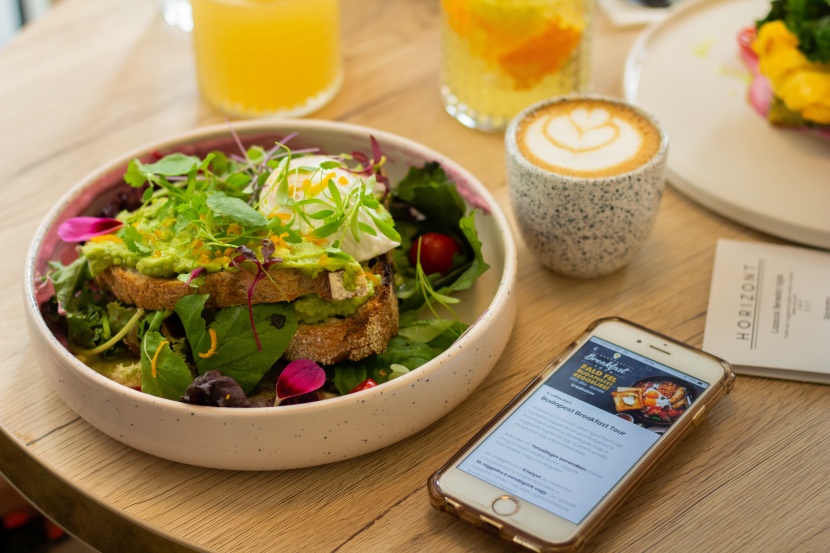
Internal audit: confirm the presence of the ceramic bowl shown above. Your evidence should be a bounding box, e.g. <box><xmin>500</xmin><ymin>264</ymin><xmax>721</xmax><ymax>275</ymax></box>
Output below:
<box><xmin>24</xmin><ymin>120</ymin><xmax>517</xmax><ymax>470</ymax></box>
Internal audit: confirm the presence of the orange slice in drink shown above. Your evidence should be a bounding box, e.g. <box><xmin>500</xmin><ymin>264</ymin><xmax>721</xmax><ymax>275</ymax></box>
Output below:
<box><xmin>498</xmin><ymin>17</ymin><xmax>582</xmax><ymax>90</ymax></box>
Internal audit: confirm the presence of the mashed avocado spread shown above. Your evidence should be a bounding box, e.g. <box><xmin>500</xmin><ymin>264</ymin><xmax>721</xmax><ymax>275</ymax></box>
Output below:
<box><xmin>294</xmin><ymin>278</ymin><xmax>375</xmax><ymax>324</ymax></box>
<box><xmin>81</xmin><ymin>199</ymin><xmax>364</xmax><ymax>287</ymax></box>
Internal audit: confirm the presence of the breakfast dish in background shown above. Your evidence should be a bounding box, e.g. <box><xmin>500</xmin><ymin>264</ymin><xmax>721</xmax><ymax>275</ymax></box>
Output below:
<box><xmin>625</xmin><ymin>0</ymin><xmax>830</xmax><ymax>251</ymax></box>
<box><xmin>737</xmin><ymin>0</ymin><xmax>830</xmax><ymax>138</ymax></box>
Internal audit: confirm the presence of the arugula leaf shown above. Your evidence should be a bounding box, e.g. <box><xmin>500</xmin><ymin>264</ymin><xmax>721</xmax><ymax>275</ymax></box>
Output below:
<box><xmin>174</xmin><ymin>295</ymin><xmax>298</xmax><ymax>393</ymax></box>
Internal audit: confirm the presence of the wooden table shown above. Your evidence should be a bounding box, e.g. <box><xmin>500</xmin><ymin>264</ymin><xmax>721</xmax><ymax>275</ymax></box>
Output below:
<box><xmin>1</xmin><ymin>1</ymin><xmax>828</xmax><ymax>551</ymax></box>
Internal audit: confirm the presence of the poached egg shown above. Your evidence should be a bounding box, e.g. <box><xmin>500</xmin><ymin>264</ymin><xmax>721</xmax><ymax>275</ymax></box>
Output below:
<box><xmin>258</xmin><ymin>155</ymin><xmax>399</xmax><ymax>262</ymax></box>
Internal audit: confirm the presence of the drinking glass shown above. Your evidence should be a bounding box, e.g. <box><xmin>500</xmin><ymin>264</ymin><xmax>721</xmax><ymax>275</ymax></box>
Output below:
<box><xmin>441</xmin><ymin>0</ymin><xmax>592</xmax><ymax>131</ymax></box>
<box><xmin>191</xmin><ymin>0</ymin><xmax>343</xmax><ymax>118</ymax></box>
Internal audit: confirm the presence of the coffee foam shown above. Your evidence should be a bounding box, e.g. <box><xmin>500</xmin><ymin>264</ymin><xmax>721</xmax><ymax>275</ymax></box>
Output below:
<box><xmin>516</xmin><ymin>99</ymin><xmax>661</xmax><ymax>178</ymax></box>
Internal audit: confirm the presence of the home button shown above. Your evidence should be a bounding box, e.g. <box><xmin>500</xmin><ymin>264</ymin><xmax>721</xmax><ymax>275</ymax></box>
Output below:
<box><xmin>492</xmin><ymin>496</ymin><xmax>520</xmax><ymax>516</ymax></box>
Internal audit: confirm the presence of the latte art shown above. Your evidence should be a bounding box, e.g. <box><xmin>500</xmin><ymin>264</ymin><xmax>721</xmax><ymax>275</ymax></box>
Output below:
<box><xmin>517</xmin><ymin>100</ymin><xmax>661</xmax><ymax>178</ymax></box>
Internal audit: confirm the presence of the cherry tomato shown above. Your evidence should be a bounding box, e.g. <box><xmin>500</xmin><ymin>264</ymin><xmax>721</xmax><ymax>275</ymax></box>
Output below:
<box><xmin>409</xmin><ymin>232</ymin><xmax>462</xmax><ymax>276</ymax></box>
<box><xmin>350</xmin><ymin>378</ymin><xmax>378</xmax><ymax>393</ymax></box>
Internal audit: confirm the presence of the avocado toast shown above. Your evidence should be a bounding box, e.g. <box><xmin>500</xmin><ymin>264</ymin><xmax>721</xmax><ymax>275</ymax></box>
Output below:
<box><xmin>44</xmin><ymin>136</ymin><xmax>488</xmax><ymax>407</ymax></box>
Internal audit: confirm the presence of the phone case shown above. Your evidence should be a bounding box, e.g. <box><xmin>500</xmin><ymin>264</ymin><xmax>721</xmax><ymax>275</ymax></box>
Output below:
<box><xmin>427</xmin><ymin>317</ymin><xmax>735</xmax><ymax>553</ymax></box>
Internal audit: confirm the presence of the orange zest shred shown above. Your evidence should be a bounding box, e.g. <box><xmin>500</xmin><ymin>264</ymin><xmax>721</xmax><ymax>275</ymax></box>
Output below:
<box><xmin>364</xmin><ymin>270</ymin><xmax>381</xmax><ymax>286</ymax></box>
<box><xmin>89</xmin><ymin>234</ymin><xmax>123</xmax><ymax>244</ymax></box>
<box><xmin>151</xmin><ymin>340</ymin><xmax>169</xmax><ymax>378</ymax></box>
<box><xmin>198</xmin><ymin>328</ymin><xmax>218</xmax><ymax>359</ymax></box>
<box><xmin>269</xmin><ymin>232</ymin><xmax>290</xmax><ymax>249</ymax></box>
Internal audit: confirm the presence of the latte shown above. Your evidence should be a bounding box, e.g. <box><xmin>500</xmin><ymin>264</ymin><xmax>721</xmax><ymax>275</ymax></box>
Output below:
<box><xmin>516</xmin><ymin>99</ymin><xmax>661</xmax><ymax>178</ymax></box>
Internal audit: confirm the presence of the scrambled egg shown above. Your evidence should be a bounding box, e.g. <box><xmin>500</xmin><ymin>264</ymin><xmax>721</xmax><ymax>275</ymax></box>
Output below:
<box><xmin>753</xmin><ymin>20</ymin><xmax>830</xmax><ymax>125</ymax></box>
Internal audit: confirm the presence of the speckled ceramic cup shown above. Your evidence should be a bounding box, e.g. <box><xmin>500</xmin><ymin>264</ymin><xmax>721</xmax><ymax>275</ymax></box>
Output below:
<box><xmin>506</xmin><ymin>95</ymin><xmax>668</xmax><ymax>278</ymax></box>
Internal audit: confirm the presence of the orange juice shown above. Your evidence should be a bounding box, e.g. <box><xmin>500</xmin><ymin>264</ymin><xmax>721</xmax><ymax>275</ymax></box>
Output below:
<box><xmin>441</xmin><ymin>0</ymin><xmax>591</xmax><ymax>131</ymax></box>
<box><xmin>191</xmin><ymin>0</ymin><xmax>343</xmax><ymax>118</ymax></box>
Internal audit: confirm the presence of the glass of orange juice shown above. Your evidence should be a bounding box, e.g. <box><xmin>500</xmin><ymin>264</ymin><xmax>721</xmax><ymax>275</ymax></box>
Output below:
<box><xmin>440</xmin><ymin>0</ymin><xmax>592</xmax><ymax>131</ymax></box>
<box><xmin>191</xmin><ymin>0</ymin><xmax>343</xmax><ymax>118</ymax></box>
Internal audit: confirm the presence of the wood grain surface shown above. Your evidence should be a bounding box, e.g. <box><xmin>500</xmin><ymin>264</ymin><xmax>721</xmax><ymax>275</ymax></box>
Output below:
<box><xmin>1</xmin><ymin>0</ymin><xmax>828</xmax><ymax>552</ymax></box>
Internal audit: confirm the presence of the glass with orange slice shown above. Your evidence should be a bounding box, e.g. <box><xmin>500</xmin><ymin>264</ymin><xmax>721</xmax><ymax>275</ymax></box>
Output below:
<box><xmin>440</xmin><ymin>0</ymin><xmax>591</xmax><ymax>131</ymax></box>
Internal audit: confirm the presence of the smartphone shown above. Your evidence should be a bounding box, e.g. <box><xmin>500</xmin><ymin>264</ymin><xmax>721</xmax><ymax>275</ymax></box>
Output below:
<box><xmin>428</xmin><ymin>317</ymin><xmax>735</xmax><ymax>553</ymax></box>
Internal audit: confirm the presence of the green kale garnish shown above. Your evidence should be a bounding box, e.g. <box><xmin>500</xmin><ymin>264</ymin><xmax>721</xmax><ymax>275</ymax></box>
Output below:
<box><xmin>759</xmin><ymin>0</ymin><xmax>830</xmax><ymax>63</ymax></box>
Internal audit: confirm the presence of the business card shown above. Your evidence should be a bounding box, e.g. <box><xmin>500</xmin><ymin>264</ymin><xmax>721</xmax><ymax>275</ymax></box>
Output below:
<box><xmin>702</xmin><ymin>239</ymin><xmax>830</xmax><ymax>383</ymax></box>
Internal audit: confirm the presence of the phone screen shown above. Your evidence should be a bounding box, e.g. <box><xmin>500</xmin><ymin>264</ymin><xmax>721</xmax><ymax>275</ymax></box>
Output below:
<box><xmin>457</xmin><ymin>336</ymin><xmax>709</xmax><ymax>524</ymax></box>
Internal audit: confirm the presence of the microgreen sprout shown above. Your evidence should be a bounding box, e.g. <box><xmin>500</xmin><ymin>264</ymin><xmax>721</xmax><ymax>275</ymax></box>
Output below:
<box><xmin>296</xmin><ymin>169</ymin><xmax>401</xmax><ymax>249</ymax></box>
<box><xmin>179</xmin><ymin>267</ymin><xmax>206</xmax><ymax>288</ymax></box>
<box><xmin>340</xmin><ymin>136</ymin><xmax>390</xmax><ymax>197</ymax></box>
<box><xmin>412</xmin><ymin>240</ymin><xmax>461</xmax><ymax>335</ymax></box>
<box><xmin>231</xmin><ymin>239</ymin><xmax>284</xmax><ymax>351</ymax></box>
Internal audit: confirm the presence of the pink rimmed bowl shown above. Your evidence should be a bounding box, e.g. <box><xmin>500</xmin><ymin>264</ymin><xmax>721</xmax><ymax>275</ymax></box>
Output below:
<box><xmin>23</xmin><ymin>120</ymin><xmax>518</xmax><ymax>470</ymax></box>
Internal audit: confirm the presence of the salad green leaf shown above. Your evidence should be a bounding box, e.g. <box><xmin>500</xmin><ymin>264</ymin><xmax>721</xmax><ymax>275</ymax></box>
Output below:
<box><xmin>391</xmin><ymin>162</ymin><xmax>489</xmax><ymax>312</ymax></box>
<box><xmin>394</xmin><ymin>162</ymin><xmax>467</xmax><ymax>232</ymax></box>
<box><xmin>141</xmin><ymin>329</ymin><xmax>194</xmax><ymax>400</ymax></box>
<box><xmin>174</xmin><ymin>295</ymin><xmax>298</xmax><ymax>394</ymax></box>
<box><xmin>332</xmin><ymin>318</ymin><xmax>466</xmax><ymax>395</ymax></box>
<box><xmin>759</xmin><ymin>0</ymin><xmax>830</xmax><ymax>62</ymax></box>
<box><xmin>206</xmin><ymin>192</ymin><xmax>268</xmax><ymax>228</ymax></box>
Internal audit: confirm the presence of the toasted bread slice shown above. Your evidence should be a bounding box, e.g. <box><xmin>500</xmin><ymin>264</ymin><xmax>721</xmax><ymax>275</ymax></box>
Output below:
<box><xmin>96</xmin><ymin>257</ymin><xmax>398</xmax><ymax>364</ymax></box>
<box><xmin>612</xmin><ymin>390</ymin><xmax>643</xmax><ymax>412</ymax></box>
<box><xmin>95</xmin><ymin>265</ymin><xmax>368</xmax><ymax>311</ymax></box>
<box><xmin>285</xmin><ymin>258</ymin><xmax>398</xmax><ymax>365</ymax></box>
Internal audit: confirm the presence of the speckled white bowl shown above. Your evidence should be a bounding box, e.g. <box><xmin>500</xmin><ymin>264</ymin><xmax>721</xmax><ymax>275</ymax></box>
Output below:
<box><xmin>23</xmin><ymin>120</ymin><xmax>517</xmax><ymax>470</ymax></box>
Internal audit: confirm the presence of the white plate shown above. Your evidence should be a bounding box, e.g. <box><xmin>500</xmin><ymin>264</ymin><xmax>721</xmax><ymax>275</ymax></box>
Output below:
<box><xmin>624</xmin><ymin>0</ymin><xmax>830</xmax><ymax>249</ymax></box>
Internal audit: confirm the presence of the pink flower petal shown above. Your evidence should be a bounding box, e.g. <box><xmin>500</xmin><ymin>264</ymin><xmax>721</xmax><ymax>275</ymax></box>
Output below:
<box><xmin>748</xmin><ymin>74</ymin><xmax>773</xmax><ymax>118</ymax></box>
<box><xmin>57</xmin><ymin>217</ymin><xmax>123</xmax><ymax>242</ymax></box>
<box><xmin>276</xmin><ymin>359</ymin><xmax>326</xmax><ymax>403</ymax></box>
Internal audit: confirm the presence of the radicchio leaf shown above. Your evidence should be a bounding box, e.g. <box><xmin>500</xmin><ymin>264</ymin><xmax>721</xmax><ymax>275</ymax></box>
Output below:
<box><xmin>181</xmin><ymin>370</ymin><xmax>253</xmax><ymax>408</ymax></box>
<box><xmin>275</xmin><ymin>359</ymin><xmax>326</xmax><ymax>405</ymax></box>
